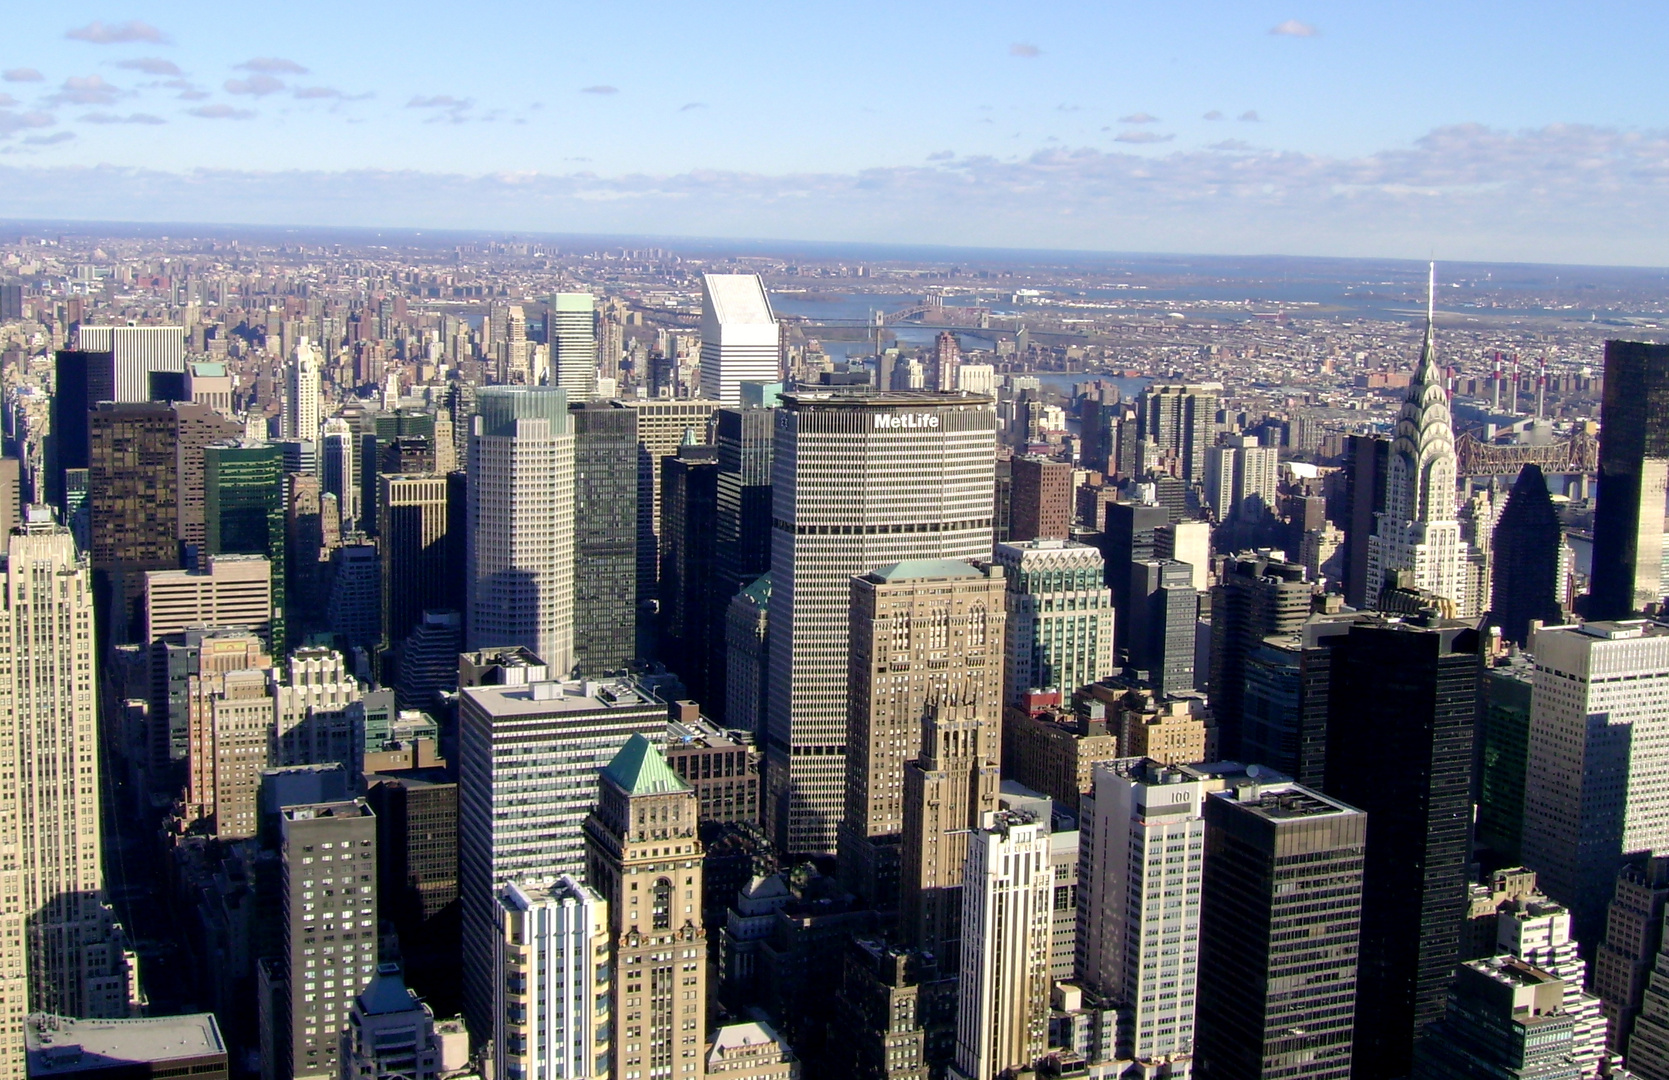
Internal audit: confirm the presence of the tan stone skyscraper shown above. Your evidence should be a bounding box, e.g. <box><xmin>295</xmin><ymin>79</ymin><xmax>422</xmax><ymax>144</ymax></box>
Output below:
<box><xmin>182</xmin><ymin>632</ymin><xmax>273</xmax><ymax>840</ymax></box>
<box><xmin>0</xmin><ymin>512</ymin><xmax>132</xmax><ymax>1040</ymax></box>
<box><xmin>584</xmin><ymin>735</ymin><xmax>709</xmax><ymax>1080</ymax></box>
<box><xmin>838</xmin><ymin>560</ymin><xmax>1006</xmax><ymax>908</ymax></box>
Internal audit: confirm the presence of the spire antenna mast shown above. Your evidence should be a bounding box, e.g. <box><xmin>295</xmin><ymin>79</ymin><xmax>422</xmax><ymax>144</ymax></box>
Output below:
<box><xmin>1427</xmin><ymin>261</ymin><xmax>1436</xmax><ymax>325</ymax></box>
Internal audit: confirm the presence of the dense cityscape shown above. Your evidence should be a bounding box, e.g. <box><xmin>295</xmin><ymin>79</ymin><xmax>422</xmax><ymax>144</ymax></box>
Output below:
<box><xmin>0</xmin><ymin>224</ymin><xmax>1663</xmax><ymax>1080</ymax></box>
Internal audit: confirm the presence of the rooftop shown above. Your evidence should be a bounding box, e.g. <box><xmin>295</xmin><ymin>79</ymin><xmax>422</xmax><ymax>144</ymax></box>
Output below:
<box><xmin>460</xmin><ymin>678</ymin><xmax>661</xmax><ymax>717</ymax></box>
<box><xmin>26</xmin><ymin>1013</ymin><xmax>225</xmax><ymax>1071</ymax></box>
<box><xmin>703</xmin><ymin>273</ymin><xmax>777</xmax><ymax>326</ymax></box>
<box><xmin>602</xmin><ymin>733</ymin><xmax>690</xmax><ymax>796</ymax></box>
<box><xmin>866</xmin><ymin>558</ymin><xmax>984</xmax><ymax>582</ymax></box>
<box><xmin>780</xmin><ymin>388</ymin><xmax>993</xmax><ymax>407</ymax></box>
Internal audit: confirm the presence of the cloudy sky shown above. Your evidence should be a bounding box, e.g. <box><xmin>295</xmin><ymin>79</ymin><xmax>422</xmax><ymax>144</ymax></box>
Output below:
<box><xmin>1</xmin><ymin>1</ymin><xmax>1665</xmax><ymax>264</ymax></box>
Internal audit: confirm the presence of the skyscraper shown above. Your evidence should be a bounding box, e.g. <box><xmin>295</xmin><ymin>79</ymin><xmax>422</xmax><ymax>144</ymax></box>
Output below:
<box><xmin>1520</xmin><ymin>621</ymin><xmax>1669</xmax><ymax>942</ymax></box>
<box><xmin>1365</xmin><ymin>274</ymin><xmax>1468</xmax><ymax>612</ymax></box>
<box><xmin>378</xmin><ymin>472</ymin><xmax>456</xmax><ymax>657</ymax></box>
<box><xmin>766</xmin><ymin>390</ymin><xmax>997</xmax><ymax>856</ymax></box>
<box><xmin>320</xmin><ymin>418</ymin><xmax>357</xmax><ymax>527</ymax></box>
<box><xmin>1102</xmin><ymin>501</ymin><xmax>1170</xmax><ymax>661</ymax></box>
<box><xmin>75</xmin><ymin>324</ymin><xmax>186</xmax><ymax>404</ymax></box>
<box><xmin>1137</xmin><ymin>384</ymin><xmax>1219</xmax><ymax>483</ymax></box>
<box><xmin>1588</xmin><ymin>340</ymin><xmax>1669</xmax><ymax>620</ymax></box>
<box><xmin>88</xmin><ymin>402</ymin><xmax>183</xmax><ymax>640</ymax></box>
<box><xmin>713</xmin><ymin>406</ymin><xmax>776</xmax><ymax>718</ymax></box>
<box><xmin>494</xmin><ymin>877</ymin><xmax>610</xmax><ymax>1080</ymax></box>
<box><xmin>570</xmin><ymin>401</ymin><xmax>638</xmax><ymax>676</ymax></box>
<box><xmin>205</xmin><ymin>441</ymin><xmax>288</xmax><ymax>656</ymax></box>
<box><xmin>699</xmin><ymin>274</ymin><xmax>780</xmax><ymax>405</ymax></box>
<box><xmin>838</xmin><ymin>560</ymin><xmax>1006</xmax><ymax>908</ymax></box>
<box><xmin>48</xmin><ymin>348</ymin><xmax>114</xmax><ymax>512</ymax></box>
<box><xmin>1194</xmin><ymin>778</ymin><xmax>1365</xmax><ymax>1080</ymax></box>
<box><xmin>659</xmin><ymin>446</ymin><xmax>722</xmax><ymax>701</ymax></box>
<box><xmin>284</xmin><ymin>336</ymin><xmax>321</xmax><ymax>443</ymax></box>
<box><xmin>583</xmin><ymin>735</ymin><xmax>709</xmax><ymax>1080</ymax></box>
<box><xmin>993</xmin><ymin>539</ymin><xmax>1115</xmax><ymax>706</ymax></box>
<box><xmin>467</xmin><ymin>387</ymin><xmax>575</xmax><ymax>674</ymax></box>
<box><xmin>265</xmin><ymin>800</ymin><xmax>378</xmax><ymax>1080</ymax></box>
<box><xmin>182</xmin><ymin>637</ymin><xmax>274</xmax><ymax>840</ymax></box>
<box><xmin>1127</xmin><ymin>560</ymin><xmax>1198</xmax><ymax>696</ymax></box>
<box><xmin>933</xmin><ymin>330</ymin><xmax>962</xmax><ymax>394</ymax></box>
<box><xmin>547</xmin><ymin>292</ymin><xmax>598</xmax><ymax>400</ymax></box>
<box><xmin>1208</xmin><ymin>554</ymin><xmax>1312</xmax><ymax>759</ymax></box>
<box><xmin>622</xmin><ymin>399</ymin><xmax>722</xmax><ymax>606</ymax></box>
<box><xmin>456</xmin><ymin>677</ymin><xmax>666</xmax><ymax>1043</ymax></box>
<box><xmin>1203</xmin><ymin>434</ymin><xmax>1279</xmax><ymax>523</ymax></box>
<box><xmin>948</xmin><ymin>809</ymin><xmax>1054</xmax><ymax>1080</ymax></box>
<box><xmin>1009</xmin><ymin>456</ymin><xmax>1072</xmax><ymax>542</ymax></box>
<box><xmin>1489</xmin><ymin>464</ymin><xmax>1565</xmax><ymax>645</ymax></box>
<box><xmin>1342</xmin><ymin>433</ymin><xmax>1391</xmax><ymax>609</ymax></box>
<box><xmin>1323</xmin><ymin>617</ymin><xmax>1480</xmax><ymax>1079</ymax></box>
<box><xmin>1</xmin><ymin>514</ymin><xmax>132</xmax><ymax>1026</ymax></box>
<box><xmin>1410</xmin><ymin>958</ymin><xmax>1583</xmax><ymax>1080</ymax></box>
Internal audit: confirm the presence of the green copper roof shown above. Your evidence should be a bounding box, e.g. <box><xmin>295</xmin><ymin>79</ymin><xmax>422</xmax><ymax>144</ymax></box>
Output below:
<box><xmin>739</xmin><ymin>573</ymin><xmax>772</xmax><ymax>604</ymax></box>
<box><xmin>869</xmin><ymin>559</ymin><xmax>981</xmax><ymax>582</ymax></box>
<box><xmin>601</xmin><ymin>734</ymin><xmax>688</xmax><ymax>796</ymax></box>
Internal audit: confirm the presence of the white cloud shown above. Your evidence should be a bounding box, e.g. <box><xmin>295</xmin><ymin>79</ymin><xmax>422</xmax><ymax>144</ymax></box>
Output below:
<box><xmin>581</xmin><ymin>85</ymin><xmax>618</xmax><ymax>95</ymax></box>
<box><xmin>65</xmin><ymin>21</ymin><xmax>169</xmax><ymax>44</ymax></box>
<box><xmin>1010</xmin><ymin>43</ymin><xmax>1041</xmax><ymax>58</ymax></box>
<box><xmin>1269</xmin><ymin>19</ymin><xmax>1319</xmax><ymax>37</ymax></box>
<box><xmin>47</xmin><ymin>76</ymin><xmax>121</xmax><ymax>107</ymax></box>
<box><xmin>1203</xmin><ymin>110</ymin><xmax>1225</xmax><ymax>121</ymax></box>
<box><xmin>80</xmin><ymin>111</ymin><xmax>165</xmax><ymax>124</ymax></box>
<box><xmin>0</xmin><ymin>111</ymin><xmax>54</xmax><ymax>136</ymax></box>
<box><xmin>1115</xmin><ymin>130</ymin><xmax>1174</xmax><ymax>144</ymax></box>
<box><xmin>2</xmin><ymin>69</ymin><xmax>43</xmax><ymax>83</ymax></box>
<box><xmin>225</xmin><ymin>75</ymin><xmax>284</xmax><ymax>97</ymax></box>
<box><xmin>1239</xmin><ymin>110</ymin><xmax>1262</xmax><ymax>122</ymax></box>
<box><xmin>113</xmin><ymin>58</ymin><xmax>181</xmax><ymax>76</ymax></box>
<box><xmin>187</xmin><ymin>104</ymin><xmax>254</xmax><ymax>119</ymax></box>
<box><xmin>1120</xmin><ymin>112</ymin><xmax>1161</xmax><ymax>124</ymax></box>
<box><xmin>237</xmin><ymin>57</ymin><xmax>308</xmax><ymax>74</ymax></box>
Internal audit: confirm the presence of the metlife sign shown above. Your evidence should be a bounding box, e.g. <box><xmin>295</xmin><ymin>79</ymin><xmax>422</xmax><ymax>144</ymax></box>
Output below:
<box><xmin>872</xmin><ymin>413</ymin><xmax>942</xmax><ymax>430</ymax></box>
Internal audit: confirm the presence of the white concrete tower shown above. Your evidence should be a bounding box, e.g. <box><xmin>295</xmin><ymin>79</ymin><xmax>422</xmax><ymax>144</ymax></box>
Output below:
<box><xmin>699</xmin><ymin>274</ymin><xmax>780</xmax><ymax>405</ymax></box>
<box><xmin>1365</xmin><ymin>264</ymin><xmax>1469</xmax><ymax>610</ymax></box>
<box><xmin>467</xmin><ymin>387</ymin><xmax>576</xmax><ymax>675</ymax></box>
<box><xmin>548</xmin><ymin>293</ymin><xmax>598</xmax><ymax>401</ymax></box>
<box><xmin>284</xmin><ymin>336</ymin><xmax>321</xmax><ymax>444</ymax></box>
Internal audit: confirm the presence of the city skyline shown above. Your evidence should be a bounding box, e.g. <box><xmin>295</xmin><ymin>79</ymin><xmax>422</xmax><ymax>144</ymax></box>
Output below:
<box><xmin>0</xmin><ymin>4</ymin><xmax>1666</xmax><ymax>262</ymax></box>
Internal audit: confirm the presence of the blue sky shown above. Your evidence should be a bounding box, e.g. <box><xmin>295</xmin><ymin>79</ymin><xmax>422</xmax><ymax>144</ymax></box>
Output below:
<box><xmin>1</xmin><ymin>2</ymin><xmax>1666</xmax><ymax>263</ymax></box>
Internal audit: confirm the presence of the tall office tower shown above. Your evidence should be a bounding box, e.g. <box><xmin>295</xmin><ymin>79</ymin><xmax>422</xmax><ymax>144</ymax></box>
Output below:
<box><xmin>899</xmin><ymin>698</ymin><xmax>1002</xmax><ymax>963</ymax></box>
<box><xmin>1126</xmin><ymin>560</ymin><xmax>1197</xmax><ymax>695</ymax></box>
<box><xmin>767</xmin><ymin>390</ymin><xmax>997</xmax><ymax>856</ymax></box>
<box><xmin>713</xmin><ymin>406</ymin><xmax>775</xmax><ymax>716</ymax></box>
<box><xmin>1343</xmin><ymin>434</ymin><xmax>1391</xmax><ymax>608</ymax></box>
<box><xmin>1595</xmin><ymin>859</ymin><xmax>1669</xmax><ymax>1059</ymax></box>
<box><xmin>494</xmin><ymin>878</ymin><xmax>610</xmax><ymax>1080</ymax></box>
<box><xmin>378</xmin><ymin>473</ymin><xmax>455</xmax><ymax>652</ymax></box>
<box><xmin>549</xmin><ymin>293</ymin><xmax>598</xmax><ymax>400</ymax></box>
<box><xmin>176</xmin><ymin>403</ymin><xmax>248</xmax><ymax>555</ymax></box>
<box><xmin>265</xmin><ymin>799</ymin><xmax>378</xmax><ymax>1080</ymax></box>
<box><xmin>467</xmin><ymin>387</ymin><xmax>575</xmax><ymax>674</ymax></box>
<box><xmin>1521</xmin><ymin>621</ymin><xmax>1669</xmax><ymax>941</ymax></box>
<box><xmin>1626</xmin><ymin>927</ymin><xmax>1669</xmax><ymax>1077</ymax></box>
<box><xmin>0</xmin><ymin>459</ymin><xmax>16</xmax><ymax>541</ymax></box>
<box><xmin>1155</xmin><ymin>520</ymin><xmax>1211</xmax><ymax>591</ymax></box>
<box><xmin>183</xmin><ymin>642</ymin><xmax>274</xmax><ymax>840</ymax></box>
<box><xmin>699</xmin><ymin>273</ymin><xmax>780</xmax><ymax>405</ymax></box>
<box><xmin>1589</xmin><ymin>341</ymin><xmax>1669</xmax><ymax>619</ymax></box>
<box><xmin>0</xmin><ymin>515</ymin><xmax>131</xmax><ymax>1023</ymax></box>
<box><xmin>1364</xmin><ymin>287</ymin><xmax>1468</xmax><ymax>612</ymax></box>
<box><xmin>343</xmin><ymin>965</ymin><xmax>445</xmax><ymax>1080</ymax></box>
<box><xmin>272</xmin><ymin>647</ymin><xmax>365</xmax><ymax>779</ymax></box>
<box><xmin>583</xmin><ymin>736</ymin><xmax>710</xmax><ymax>1080</ymax></box>
<box><xmin>321</xmin><ymin>419</ymin><xmax>357</xmax><ymax>526</ymax></box>
<box><xmin>1103</xmin><ymin>502</ymin><xmax>1170</xmax><ymax>661</ymax></box>
<box><xmin>1195</xmin><ymin>778</ymin><xmax>1364</xmax><ymax>1080</ymax></box>
<box><xmin>621</xmin><ymin>399</ymin><xmax>720</xmax><ymax>604</ymax></box>
<box><xmin>839</xmin><ymin>560</ymin><xmax>1006</xmax><ymax>908</ymax></box>
<box><xmin>1208</xmin><ymin>554</ymin><xmax>1311</xmax><ymax>759</ymax></box>
<box><xmin>284</xmin><ymin>337</ymin><xmax>321</xmax><ymax>442</ymax></box>
<box><xmin>205</xmin><ymin>441</ymin><xmax>288</xmax><ymax>656</ymax></box>
<box><xmin>1489</xmin><ymin>464</ymin><xmax>1564</xmax><ymax>645</ymax></box>
<box><xmin>659</xmin><ymin>447</ymin><xmax>722</xmax><ymax>701</ymax></box>
<box><xmin>48</xmin><ymin>348</ymin><xmax>114</xmax><ymax>511</ymax></box>
<box><xmin>327</xmin><ymin>542</ymin><xmax>381</xmax><ymax>651</ymax></box>
<box><xmin>570</xmin><ymin>401</ymin><xmax>638</xmax><ymax>676</ymax></box>
<box><xmin>88</xmin><ymin>402</ymin><xmax>181</xmax><ymax>640</ymax></box>
<box><xmin>724</xmin><ymin>574</ymin><xmax>771</xmax><ymax>737</ymax></box>
<box><xmin>366</xmin><ymin>767</ymin><xmax>459</xmax><ymax>954</ymax></box>
<box><xmin>1409</xmin><ymin>958</ymin><xmax>1582</xmax><ymax>1080</ymax></box>
<box><xmin>1496</xmin><ymin>889</ymin><xmax>1610</xmax><ymax>1076</ymax></box>
<box><xmin>993</xmin><ymin>540</ymin><xmax>1115</xmax><ymax>706</ymax></box>
<box><xmin>503</xmin><ymin>305</ymin><xmax>530</xmax><ymax>383</ymax></box>
<box><xmin>456</xmin><ymin>677</ymin><xmax>665</xmax><ymax>1041</ymax></box>
<box><xmin>1136</xmin><ymin>384</ymin><xmax>1219</xmax><ymax>483</ymax></box>
<box><xmin>1323</xmin><ymin>617</ymin><xmax>1481</xmax><ymax>1079</ymax></box>
<box><xmin>948</xmin><ymin>810</ymin><xmax>1053</xmax><ymax>1080</ymax></box>
<box><xmin>76</xmin><ymin>325</ymin><xmax>186</xmax><ymax>403</ymax></box>
<box><xmin>1010</xmin><ymin>456</ymin><xmax>1072</xmax><ymax>542</ymax></box>
<box><xmin>1203</xmin><ymin>434</ymin><xmax>1279</xmax><ymax>523</ymax></box>
<box><xmin>1474</xmin><ymin>654</ymin><xmax>1535</xmax><ymax>866</ymax></box>
<box><xmin>932</xmin><ymin>330</ymin><xmax>962</xmax><ymax>394</ymax></box>
<box><xmin>1078</xmin><ymin>759</ymin><xmax>1245</xmax><ymax>1069</ymax></box>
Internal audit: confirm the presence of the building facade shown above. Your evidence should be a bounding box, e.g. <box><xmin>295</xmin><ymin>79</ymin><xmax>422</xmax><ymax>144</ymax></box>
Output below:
<box><xmin>993</xmin><ymin>540</ymin><xmax>1115</xmax><ymax>707</ymax></box>
<box><xmin>494</xmin><ymin>877</ymin><xmax>610</xmax><ymax>1080</ymax></box>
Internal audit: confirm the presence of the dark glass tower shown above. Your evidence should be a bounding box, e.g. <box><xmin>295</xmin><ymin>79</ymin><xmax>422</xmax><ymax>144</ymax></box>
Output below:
<box><xmin>571</xmin><ymin>401</ymin><xmax>638</xmax><ymax>675</ymax></box>
<box><xmin>1589</xmin><ymin>340</ymin><xmax>1669</xmax><ymax>620</ymax></box>
<box><xmin>1323</xmin><ymin>618</ymin><xmax>1481</xmax><ymax>1080</ymax></box>
<box><xmin>1208</xmin><ymin>554</ymin><xmax>1311</xmax><ymax>759</ymax></box>
<box><xmin>1128</xmin><ymin>559</ymin><xmax>1197</xmax><ymax>695</ymax></box>
<box><xmin>206</xmin><ymin>441</ymin><xmax>288</xmax><ymax>656</ymax></box>
<box><xmin>1488</xmin><ymin>464</ymin><xmax>1564</xmax><ymax>645</ymax></box>
<box><xmin>1103</xmin><ymin>501</ymin><xmax>1170</xmax><ymax>661</ymax></box>
<box><xmin>713</xmin><ymin>406</ymin><xmax>774</xmax><ymax>720</ymax></box>
<box><xmin>660</xmin><ymin>447</ymin><xmax>721</xmax><ymax>704</ymax></box>
<box><xmin>1342</xmin><ymin>434</ymin><xmax>1390</xmax><ymax>610</ymax></box>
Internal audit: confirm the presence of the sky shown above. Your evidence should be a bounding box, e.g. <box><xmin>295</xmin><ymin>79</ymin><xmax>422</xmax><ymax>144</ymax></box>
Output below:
<box><xmin>0</xmin><ymin>1</ymin><xmax>1666</xmax><ymax>264</ymax></box>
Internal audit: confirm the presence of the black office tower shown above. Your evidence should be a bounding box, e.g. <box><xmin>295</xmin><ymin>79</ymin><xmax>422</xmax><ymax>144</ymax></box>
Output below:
<box><xmin>1342</xmin><ymin>434</ymin><xmax>1390</xmax><ymax>610</ymax></box>
<box><xmin>1104</xmin><ymin>501</ymin><xmax>1171</xmax><ymax>661</ymax></box>
<box><xmin>713</xmin><ymin>407</ymin><xmax>774</xmax><ymax>720</ymax></box>
<box><xmin>1589</xmin><ymin>340</ymin><xmax>1669</xmax><ymax>620</ymax></box>
<box><xmin>1196</xmin><ymin>779</ymin><xmax>1366</xmax><ymax>1080</ymax></box>
<box><xmin>49</xmin><ymin>349</ymin><xmax>115</xmax><ymax>511</ymax></box>
<box><xmin>1128</xmin><ymin>559</ymin><xmax>1198</xmax><ymax>695</ymax></box>
<box><xmin>660</xmin><ymin>447</ymin><xmax>722</xmax><ymax>703</ymax></box>
<box><xmin>571</xmin><ymin>401</ymin><xmax>639</xmax><ymax>675</ymax></box>
<box><xmin>1488</xmin><ymin>464</ymin><xmax>1564</xmax><ymax>646</ymax></box>
<box><xmin>1323</xmin><ymin>618</ymin><xmax>1481</xmax><ymax>1080</ymax></box>
<box><xmin>1208</xmin><ymin>554</ymin><xmax>1311</xmax><ymax>759</ymax></box>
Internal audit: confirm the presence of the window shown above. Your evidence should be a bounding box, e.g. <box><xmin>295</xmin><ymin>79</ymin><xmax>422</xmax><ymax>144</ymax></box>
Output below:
<box><xmin>652</xmin><ymin>878</ymin><xmax>673</xmax><ymax>930</ymax></box>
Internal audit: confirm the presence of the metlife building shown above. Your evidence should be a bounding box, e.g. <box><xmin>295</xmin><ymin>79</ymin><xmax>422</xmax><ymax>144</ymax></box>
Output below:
<box><xmin>764</xmin><ymin>389</ymin><xmax>997</xmax><ymax>855</ymax></box>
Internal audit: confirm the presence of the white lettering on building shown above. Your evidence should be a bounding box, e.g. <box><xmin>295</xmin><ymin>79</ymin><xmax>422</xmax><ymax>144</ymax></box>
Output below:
<box><xmin>872</xmin><ymin>413</ymin><xmax>942</xmax><ymax>430</ymax></box>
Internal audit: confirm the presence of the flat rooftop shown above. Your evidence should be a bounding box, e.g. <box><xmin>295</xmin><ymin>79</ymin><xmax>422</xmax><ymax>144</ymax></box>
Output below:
<box><xmin>26</xmin><ymin>1013</ymin><xmax>225</xmax><ymax>1071</ymax></box>
<box><xmin>460</xmin><ymin>679</ymin><xmax>661</xmax><ymax>717</ymax></box>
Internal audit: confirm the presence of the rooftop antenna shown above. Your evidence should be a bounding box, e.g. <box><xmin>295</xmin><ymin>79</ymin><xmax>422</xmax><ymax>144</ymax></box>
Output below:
<box><xmin>1427</xmin><ymin>261</ymin><xmax>1436</xmax><ymax>325</ymax></box>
